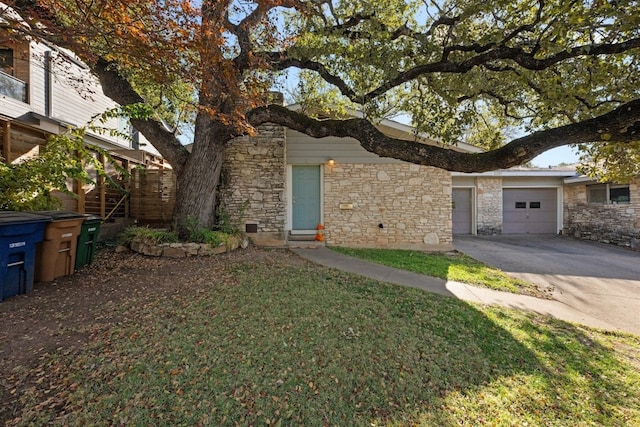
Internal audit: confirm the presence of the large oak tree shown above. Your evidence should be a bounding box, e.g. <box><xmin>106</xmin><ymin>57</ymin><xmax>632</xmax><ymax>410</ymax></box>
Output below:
<box><xmin>4</xmin><ymin>0</ymin><xmax>640</xmax><ymax>229</ymax></box>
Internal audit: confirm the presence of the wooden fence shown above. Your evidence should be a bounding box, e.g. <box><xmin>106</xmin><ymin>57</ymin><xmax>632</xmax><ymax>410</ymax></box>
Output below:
<box><xmin>129</xmin><ymin>168</ymin><xmax>176</xmax><ymax>224</ymax></box>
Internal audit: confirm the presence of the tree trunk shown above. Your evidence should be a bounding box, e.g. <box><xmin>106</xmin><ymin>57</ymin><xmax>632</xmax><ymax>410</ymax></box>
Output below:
<box><xmin>172</xmin><ymin>113</ymin><xmax>232</xmax><ymax>233</ymax></box>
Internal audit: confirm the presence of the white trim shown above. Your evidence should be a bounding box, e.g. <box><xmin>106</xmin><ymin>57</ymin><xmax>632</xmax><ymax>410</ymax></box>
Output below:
<box><xmin>564</xmin><ymin>175</ymin><xmax>597</xmax><ymax>184</ymax></box>
<box><xmin>453</xmin><ymin>169</ymin><xmax>577</xmax><ymax>178</ymax></box>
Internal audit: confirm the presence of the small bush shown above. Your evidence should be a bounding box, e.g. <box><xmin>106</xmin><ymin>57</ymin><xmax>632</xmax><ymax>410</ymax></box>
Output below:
<box><xmin>180</xmin><ymin>217</ymin><xmax>231</xmax><ymax>245</ymax></box>
<box><xmin>121</xmin><ymin>219</ymin><xmax>236</xmax><ymax>249</ymax></box>
<box><xmin>119</xmin><ymin>226</ymin><xmax>179</xmax><ymax>246</ymax></box>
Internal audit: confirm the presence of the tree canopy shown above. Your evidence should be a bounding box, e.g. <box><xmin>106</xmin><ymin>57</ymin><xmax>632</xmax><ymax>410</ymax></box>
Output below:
<box><xmin>3</xmin><ymin>0</ymin><xmax>640</xmax><ymax>226</ymax></box>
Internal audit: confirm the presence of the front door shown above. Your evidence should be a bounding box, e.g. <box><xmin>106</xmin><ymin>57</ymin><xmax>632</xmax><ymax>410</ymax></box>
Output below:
<box><xmin>292</xmin><ymin>165</ymin><xmax>321</xmax><ymax>231</ymax></box>
<box><xmin>452</xmin><ymin>188</ymin><xmax>473</xmax><ymax>235</ymax></box>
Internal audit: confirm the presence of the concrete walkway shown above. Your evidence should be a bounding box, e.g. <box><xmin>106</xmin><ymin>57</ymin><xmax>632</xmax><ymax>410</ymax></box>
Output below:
<box><xmin>292</xmin><ymin>246</ymin><xmax>622</xmax><ymax>333</ymax></box>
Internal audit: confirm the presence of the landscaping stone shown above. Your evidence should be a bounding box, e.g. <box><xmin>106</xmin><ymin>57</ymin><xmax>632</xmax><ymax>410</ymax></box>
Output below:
<box><xmin>128</xmin><ymin>236</ymin><xmax>247</xmax><ymax>257</ymax></box>
<box><xmin>161</xmin><ymin>246</ymin><xmax>186</xmax><ymax>258</ymax></box>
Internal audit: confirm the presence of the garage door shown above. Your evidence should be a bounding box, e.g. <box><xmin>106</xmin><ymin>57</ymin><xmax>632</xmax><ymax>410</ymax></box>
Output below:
<box><xmin>503</xmin><ymin>188</ymin><xmax>557</xmax><ymax>234</ymax></box>
<box><xmin>452</xmin><ymin>188</ymin><xmax>473</xmax><ymax>235</ymax></box>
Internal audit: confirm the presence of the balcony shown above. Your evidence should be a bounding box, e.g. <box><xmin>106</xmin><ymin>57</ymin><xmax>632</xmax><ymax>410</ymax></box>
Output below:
<box><xmin>0</xmin><ymin>70</ymin><xmax>27</xmax><ymax>103</ymax></box>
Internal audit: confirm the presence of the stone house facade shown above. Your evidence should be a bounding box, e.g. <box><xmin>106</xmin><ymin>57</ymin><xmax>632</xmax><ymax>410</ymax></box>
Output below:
<box><xmin>218</xmin><ymin>115</ymin><xmax>482</xmax><ymax>250</ymax></box>
<box><xmin>218</xmin><ymin>112</ymin><xmax>640</xmax><ymax>251</ymax></box>
<box><xmin>451</xmin><ymin>170</ymin><xmax>640</xmax><ymax>250</ymax></box>
<box><xmin>563</xmin><ymin>176</ymin><xmax>640</xmax><ymax>249</ymax></box>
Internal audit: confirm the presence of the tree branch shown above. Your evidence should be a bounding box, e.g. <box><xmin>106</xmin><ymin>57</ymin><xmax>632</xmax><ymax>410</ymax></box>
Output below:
<box><xmin>268</xmin><ymin>54</ymin><xmax>358</xmax><ymax>99</ymax></box>
<box><xmin>93</xmin><ymin>59</ymin><xmax>189</xmax><ymax>173</ymax></box>
<box><xmin>247</xmin><ymin>98</ymin><xmax>640</xmax><ymax>172</ymax></box>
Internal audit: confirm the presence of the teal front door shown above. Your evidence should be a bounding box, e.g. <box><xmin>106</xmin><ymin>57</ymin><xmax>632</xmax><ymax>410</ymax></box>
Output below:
<box><xmin>292</xmin><ymin>165</ymin><xmax>321</xmax><ymax>231</ymax></box>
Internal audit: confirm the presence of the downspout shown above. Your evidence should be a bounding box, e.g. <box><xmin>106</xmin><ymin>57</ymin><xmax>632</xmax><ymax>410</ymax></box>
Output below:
<box><xmin>44</xmin><ymin>51</ymin><xmax>52</xmax><ymax>117</ymax></box>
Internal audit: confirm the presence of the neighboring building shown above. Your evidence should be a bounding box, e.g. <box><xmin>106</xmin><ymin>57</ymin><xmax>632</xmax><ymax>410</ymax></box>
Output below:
<box><xmin>0</xmin><ymin>28</ymin><xmax>168</xmax><ymax>220</ymax></box>
<box><xmin>452</xmin><ymin>168</ymin><xmax>640</xmax><ymax>249</ymax></box>
<box><xmin>563</xmin><ymin>176</ymin><xmax>640</xmax><ymax>249</ymax></box>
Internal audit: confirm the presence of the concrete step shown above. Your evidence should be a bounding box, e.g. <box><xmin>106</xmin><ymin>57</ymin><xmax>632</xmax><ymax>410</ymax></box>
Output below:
<box><xmin>287</xmin><ymin>233</ymin><xmax>317</xmax><ymax>241</ymax></box>
<box><xmin>287</xmin><ymin>240</ymin><xmax>325</xmax><ymax>249</ymax></box>
<box><xmin>287</xmin><ymin>233</ymin><xmax>324</xmax><ymax>247</ymax></box>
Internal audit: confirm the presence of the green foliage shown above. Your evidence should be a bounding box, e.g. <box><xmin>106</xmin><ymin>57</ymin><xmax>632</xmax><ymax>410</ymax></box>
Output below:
<box><xmin>577</xmin><ymin>141</ymin><xmax>640</xmax><ymax>183</ymax></box>
<box><xmin>119</xmin><ymin>226</ymin><xmax>178</xmax><ymax>246</ymax></box>
<box><xmin>120</xmin><ymin>222</ymin><xmax>233</xmax><ymax>248</ymax></box>
<box><xmin>289</xmin><ymin>0</ymin><xmax>640</xmax><ymax>163</ymax></box>
<box><xmin>179</xmin><ymin>216</ymin><xmax>230</xmax><ymax>246</ymax></box>
<box><xmin>0</xmin><ymin>127</ymin><xmax>125</xmax><ymax>211</ymax></box>
<box><xmin>0</xmin><ymin>104</ymin><xmax>153</xmax><ymax>211</ymax></box>
<box><xmin>214</xmin><ymin>201</ymin><xmax>249</xmax><ymax>235</ymax></box>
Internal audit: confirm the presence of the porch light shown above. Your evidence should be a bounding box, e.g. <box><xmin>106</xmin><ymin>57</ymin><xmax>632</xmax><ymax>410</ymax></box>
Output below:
<box><xmin>327</xmin><ymin>158</ymin><xmax>335</xmax><ymax>166</ymax></box>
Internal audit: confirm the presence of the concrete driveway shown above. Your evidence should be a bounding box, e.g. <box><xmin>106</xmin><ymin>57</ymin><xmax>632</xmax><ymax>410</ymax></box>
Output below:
<box><xmin>454</xmin><ymin>235</ymin><xmax>640</xmax><ymax>336</ymax></box>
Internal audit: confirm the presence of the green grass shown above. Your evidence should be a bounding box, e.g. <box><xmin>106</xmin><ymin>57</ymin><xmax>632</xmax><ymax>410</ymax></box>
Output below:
<box><xmin>330</xmin><ymin>246</ymin><xmax>542</xmax><ymax>296</ymax></box>
<box><xmin>8</xmin><ymin>251</ymin><xmax>640</xmax><ymax>426</ymax></box>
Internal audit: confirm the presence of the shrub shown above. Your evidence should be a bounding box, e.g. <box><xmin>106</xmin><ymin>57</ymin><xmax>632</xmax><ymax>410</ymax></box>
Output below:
<box><xmin>119</xmin><ymin>226</ymin><xmax>179</xmax><ymax>246</ymax></box>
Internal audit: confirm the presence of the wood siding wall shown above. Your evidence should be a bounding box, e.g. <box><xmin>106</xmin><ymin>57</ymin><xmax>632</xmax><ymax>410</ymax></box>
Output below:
<box><xmin>286</xmin><ymin>129</ymin><xmax>400</xmax><ymax>165</ymax></box>
<box><xmin>130</xmin><ymin>169</ymin><xmax>176</xmax><ymax>224</ymax></box>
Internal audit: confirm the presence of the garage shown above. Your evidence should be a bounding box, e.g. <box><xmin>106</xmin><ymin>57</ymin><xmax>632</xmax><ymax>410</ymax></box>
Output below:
<box><xmin>503</xmin><ymin>188</ymin><xmax>558</xmax><ymax>234</ymax></box>
<box><xmin>452</xmin><ymin>188</ymin><xmax>473</xmax><ymax>235</ymax></box>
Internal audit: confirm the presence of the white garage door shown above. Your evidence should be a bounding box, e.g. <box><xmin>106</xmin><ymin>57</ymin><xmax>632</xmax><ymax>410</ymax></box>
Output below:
<box><xmin>503</xmin><ymin>188</ymin><xmax>558</xmax><ymax>234</ymax></box>
<box><xmin>452</xmin><ymin>188</ymin><xmax>473</xmax><ymax>235</ymax></box>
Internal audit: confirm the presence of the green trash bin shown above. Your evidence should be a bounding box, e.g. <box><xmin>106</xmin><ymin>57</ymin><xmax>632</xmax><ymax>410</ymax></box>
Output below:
<box><xmin>75</xmin><ymin>215</ymin><xmax>102</xmax><ymax>270</ymax></box>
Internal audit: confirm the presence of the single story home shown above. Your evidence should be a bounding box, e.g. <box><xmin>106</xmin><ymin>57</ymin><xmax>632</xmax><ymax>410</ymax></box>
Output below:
<box><xmin>219</xmin><ymin>104</ymin><xmax>640</xmax><ymax>251</ymax></box>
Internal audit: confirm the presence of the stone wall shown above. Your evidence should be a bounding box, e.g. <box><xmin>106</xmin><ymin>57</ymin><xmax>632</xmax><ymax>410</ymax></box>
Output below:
<box><xmin>220</xmin><ymin>124</ymin><xmax>287</xmax><ymax>245</ymax></box>
<box><xmin>563</xmin><ymin>178</ymin><xmax>640</xmax><ymax>249</ymax></box>
<box><xmin>323</xmin><ymin>163</ymin><xmax>453</xmax><ymax>250</ymax></box>
<box><xmin>476</xmin><ymin>177</ymin><xmax>503</xmax><ymax>235</ymax></box>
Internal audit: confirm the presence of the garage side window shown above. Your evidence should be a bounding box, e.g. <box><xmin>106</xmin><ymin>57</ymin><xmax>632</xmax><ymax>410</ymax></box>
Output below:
<box><xmin>587</xmin><ymin>183</ymin><xmax>630</xmax><ymax>204</ymax></box>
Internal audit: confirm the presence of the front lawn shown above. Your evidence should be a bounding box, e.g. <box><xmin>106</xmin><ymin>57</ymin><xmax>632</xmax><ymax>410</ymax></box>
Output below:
<box><xmin>330</xmin><ymin>246</ymin><xmax>543</xmax><ymax>296</ymax></box>
<box><xmin>4</xmin><ymin>249</ymin><xmax>639</xmax><ymax>426</ymax></box>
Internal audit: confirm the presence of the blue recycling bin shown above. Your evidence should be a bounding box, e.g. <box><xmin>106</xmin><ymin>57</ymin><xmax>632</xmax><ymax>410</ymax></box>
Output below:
<box><xmin>0</xmin><ymin>212</ymin><xmax>51</xmax><ymax>301</ymax></box>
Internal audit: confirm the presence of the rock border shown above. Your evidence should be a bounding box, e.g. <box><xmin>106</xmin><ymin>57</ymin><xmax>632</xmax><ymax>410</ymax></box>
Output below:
<box><xmin>124</xmin><ymin>235</ymin><xmax>250</xmax><ymax>258</ymax></box>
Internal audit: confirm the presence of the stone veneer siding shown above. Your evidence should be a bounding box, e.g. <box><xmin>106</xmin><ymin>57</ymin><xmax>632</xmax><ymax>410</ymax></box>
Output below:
<box><xmin>219</xmin><ymin>124</ymin><xmax>286</xmax><ymax>243</ymax></box>
<box><xmin>323</xmin><ymin>163</ymin><xmax>452</xmax><ymax>249</ymax></box>
<box><xmin>476</xmin><ymin>177</ymin><xmax>503</xmax><ymax>235</ymax></box>
<box><xmin>563</xmin><ymin>178</ymin><xmax>640</xmax><ymax>249</ymax></box>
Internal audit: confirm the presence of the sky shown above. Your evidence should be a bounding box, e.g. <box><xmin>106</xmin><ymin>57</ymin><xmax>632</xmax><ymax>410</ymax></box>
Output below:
<box><xmin>531</xmin><ymin>145</ymin><xmax>580</xmax><ymax>167</ymax></box>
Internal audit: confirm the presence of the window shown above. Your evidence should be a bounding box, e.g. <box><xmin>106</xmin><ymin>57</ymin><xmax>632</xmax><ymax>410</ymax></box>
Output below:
<box><xmin>610</xmin><ymin>185</ymin><xmax>630</xmax><ymax>203</ymax></box>
<box><xmin>0</xmin><ymin>47</ymin><xmax>27</xmax><ymax>102</ymax></box>
<box><xmin>0</xmin><ymin>48</ymin><xmax>13</xmax><ymax>74</ymax></box>
<box><xmin>529</xmin><ymin>202</ymin><xmax>541</xmax><ymax>209</ymax></box>
<box><xmin>515</xmin><ymin>202</ymin><xmax>526</xmax><ymax>209</ymax></box>
<box><xmin>587</xmin><ymin>183</ymin><xmax>630</xmax><ymax>204</ymax></box>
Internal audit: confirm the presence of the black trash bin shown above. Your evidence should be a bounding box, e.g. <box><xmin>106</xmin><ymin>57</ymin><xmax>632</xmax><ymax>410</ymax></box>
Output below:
<box><xmin>0</xmin><ymin>212</ymin><xmax>51</xmax><ymax>301</ymax></box>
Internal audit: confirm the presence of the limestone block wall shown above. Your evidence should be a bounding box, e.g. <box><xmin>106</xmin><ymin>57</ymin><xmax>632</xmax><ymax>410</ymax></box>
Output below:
<box><xmin>563</xmin><ymin>178</ymin><xmax>640</xmax><ymax>249</ymax></box>
<box><xmin>476</xmin><ymin>177</ymin><xmax>503</xmax><ymax>235</ymax></box>
<box><xmin>220</xmin><ymin>124</ymin><xmax>286</xmax><ymax>243</ymax></box>
<box><xmin>323</xmin><ymin>163</ymin><xmax>453</xmax><ymax>250</ymax></box>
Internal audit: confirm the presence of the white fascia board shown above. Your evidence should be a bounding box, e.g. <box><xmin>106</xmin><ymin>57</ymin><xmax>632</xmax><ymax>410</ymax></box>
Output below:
<box><xmin>451</xmin><ymin>169</ymin><xmax>579</xmax><ymax>178</ymax></box>
<box><xmin>563</xmin><ymin>175</ymin><xmax>597</xmax><ymax>184</ymax></box>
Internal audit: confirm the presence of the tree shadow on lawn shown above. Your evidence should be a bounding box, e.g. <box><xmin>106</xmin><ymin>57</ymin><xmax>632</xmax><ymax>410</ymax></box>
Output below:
<box><xmin>5</xmin><ymin>252</ymin><xmax>639</xmax><ymax>426</ymax></box>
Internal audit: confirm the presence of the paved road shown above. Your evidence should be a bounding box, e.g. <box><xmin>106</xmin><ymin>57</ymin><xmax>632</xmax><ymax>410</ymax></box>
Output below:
<box><xmin>454</xmin><ymin>235</ymin><xmax>640</xmax><ymax>335</ymax></box>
